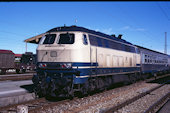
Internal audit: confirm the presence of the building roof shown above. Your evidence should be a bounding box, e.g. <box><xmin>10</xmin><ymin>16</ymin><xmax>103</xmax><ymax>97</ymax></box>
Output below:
<box><xmin>0</xmin><ymin>50</ymin><xmax>14</xmax><ymax>54</ymax></box>
<box><xmin>24</xmin><ymin>33</ymin><xmax>44</xmax><ymax>44</ymax></box>
<box><xmin>14</xmin><ymin>54</ymin><xmax>22</xmax><ymax>57</ymax></box>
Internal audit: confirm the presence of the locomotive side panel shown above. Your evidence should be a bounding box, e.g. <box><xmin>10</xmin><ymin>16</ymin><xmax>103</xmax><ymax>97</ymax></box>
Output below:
<box><xmin>96</xmin><ymin>47</ymin><xmax>137</xmax><ymax>68</ymax></box>
<box><xmin>88</xmin><ymin>33</ymin><xmax>141</xmax><ymax>77</ymax></box>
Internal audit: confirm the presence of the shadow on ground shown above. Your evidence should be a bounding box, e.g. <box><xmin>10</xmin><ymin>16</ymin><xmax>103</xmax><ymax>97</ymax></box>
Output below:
<box><xmin>147</xmin><ymin>76</ymin><xmax>170</xmax><ymax>84</ymax></box>
<box><xmin>20</xmin><ymin>84</ymin><xmax>34</xmax><ymax>93</ymax></box>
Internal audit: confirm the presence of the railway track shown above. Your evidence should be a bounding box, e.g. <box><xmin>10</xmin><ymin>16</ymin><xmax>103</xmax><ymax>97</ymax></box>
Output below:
<box><xmin>0</xmin><ymin>98</ymin><xmax>45</xmax><ymax>113</ymax></box>
<box><xmin>156</xmin><ymin>98</ymin><xmax>170</xmax><ymax>113</ymax></box>
<box><xmin>0</xmin><ymin>97</ymin><xmax>71</xmax><ymax>113</ymax></box>
<box><xmin>144</xmin><ymin>92</ymin><xmax>170</xmax><ymax>113</ymax></box>
<box><xmin>105</xmin><ymin>80</ymin><xmax>170</xmax><ymax>113</ymax></box>
<box><xmin>0</xmin><ymin>74</ymin><xmax>169</xmax><ymax>113</ymax></box>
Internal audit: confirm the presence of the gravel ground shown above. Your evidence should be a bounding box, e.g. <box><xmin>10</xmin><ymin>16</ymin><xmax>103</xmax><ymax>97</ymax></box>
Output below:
<box><xmin>36</xmin><ymin>82</ymin><xmax>161</xmax><ymax>113</ymax></box>
<box><xmin>116</xmin><ymin>84</ymin><xmax>170</xmax><ymax>113</ymax></box>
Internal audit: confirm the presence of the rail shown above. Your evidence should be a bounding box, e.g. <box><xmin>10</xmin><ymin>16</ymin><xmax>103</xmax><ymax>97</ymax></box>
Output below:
<box><xmin>105</xmin><ymin>80</ymin><xmax>170</xmax><ymax>113</ymax></box>
<box><xmin>144</xmin><ymin>92</ymin><xmax>170</xmax><ymax>113</ymax></box>
<box><xmin>0</xmin><ymin>97</ymin><xmax>71</xmax><ymax>113</ymax></box>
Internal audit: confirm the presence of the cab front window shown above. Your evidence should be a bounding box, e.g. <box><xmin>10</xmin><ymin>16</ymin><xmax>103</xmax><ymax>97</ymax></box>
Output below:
<box><xmin>58</xmin><ymin>33</ymin><xmax>75</xmax><ymax>44</ymax></box>
<box><xmin>43</xmin><ymin>34</ymin><xmax>56</xmax><ymax>44</ymax></box>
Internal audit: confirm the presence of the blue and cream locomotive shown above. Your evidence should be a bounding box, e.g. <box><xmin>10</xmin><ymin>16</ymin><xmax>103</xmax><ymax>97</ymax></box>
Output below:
<box><xmin>32</xmin><ymin>25</ymin><xmax>169</xmax><ymax>97</ymax></box>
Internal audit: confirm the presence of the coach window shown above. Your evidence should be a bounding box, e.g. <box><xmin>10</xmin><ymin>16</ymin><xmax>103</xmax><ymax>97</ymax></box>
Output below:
<box><xmin>83</xmin><ymin>34</ymin><xmax>88</xmax><ymax>45</ymax></box>
<box><xmin>58</xmin><ymin>33</ymin><xmax>75</xmax><ymax>44</ymax></box>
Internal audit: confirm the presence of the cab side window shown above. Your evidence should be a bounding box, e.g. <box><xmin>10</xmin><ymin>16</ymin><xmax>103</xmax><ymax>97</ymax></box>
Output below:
<box><xmin>83</xmin><ymin>34</ymin><xmax>88</xmax><ymax>45</ymax></box>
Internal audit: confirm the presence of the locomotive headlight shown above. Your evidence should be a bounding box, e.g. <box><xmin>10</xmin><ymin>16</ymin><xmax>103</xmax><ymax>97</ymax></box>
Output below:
<box><xmin>38</xmin><ymin>63</ymin><xmax>47</xmax><ymax>68</ymax></box>
<box><xmin>61</xmin><ymin>63</ymin><xmax>72</xmax><ymax>69</ymax></box>
<box><xmin>66</xmin><ymin>63</ymin><xmax>72</xmax><ymax>68</ymax></box>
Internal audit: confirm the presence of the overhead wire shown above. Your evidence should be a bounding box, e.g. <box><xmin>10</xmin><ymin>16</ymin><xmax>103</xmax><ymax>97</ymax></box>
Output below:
<box><xmin>120</xmin><ymin>3</ymin><xmax>169</xmax><ymax>52</ymax></box>
<box><xmin>0</xmin><ymin>30</ymin><xmax>27</xmax><ymax>37</ymax></box>
<box><xmin>97</xmin><ymin>3</ymin><xmax>170</xmax><ymax>54</ymax></box>
<box><xmin>165</xmin><ymin>2</ymin><xmax>170</xmax><ymax>10</ymax></box>
<box><xmin>156</xmin><ymin>2</ymin><xmax>170</xmax><ymax>21</ymax></box>
<box><xmin>100</xmin><ymin>6</ymin><xmax>159</xmax><ymax>50</ymax></box>
<box><xmin>156</xmin><ymin>2</ymin><xmax>170</xmax><ymax>54</ymax></box>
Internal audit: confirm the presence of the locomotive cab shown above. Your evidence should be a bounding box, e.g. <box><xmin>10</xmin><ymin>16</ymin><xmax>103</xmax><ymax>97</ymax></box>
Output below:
<box><xmin>37</xmin><ymin>32</ymin><xmax>90</xmax><ymax>64</ymax></box>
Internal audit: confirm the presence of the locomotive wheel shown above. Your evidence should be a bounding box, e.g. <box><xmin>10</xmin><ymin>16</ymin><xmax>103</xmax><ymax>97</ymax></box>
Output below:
<box><xmin>68</xmin><ymin>88</ymin><xmax>74</xmax><ymax>100</ymax></box>
<box><xmin>47</xmin><ymin>81</ymin><xmax>57</xmax><ymax>98</ymax></box>
<box><xmin>97</xmin><ymin>78</ymin><xmax>105</xmax><ymax>91</ymax></box>
<box><xmin>128</xmin><ymin>74</ymin><xmax>136</xmax><ymax>84</ymax></box>
<box><xmin>67</xmin><ymin>82</ymin><xmax>74</xmax><ymax>99</ymax></box>
<box><xmin>81</xmin><ymin>81</ymin><xmax>89</xmax><ymax>97</ymax></box>
<box><xmin>89</xmin><ymin>79</ymin><xmax>95</xmax><ymax>93</ymax></box>
<box><xmin>36</xmin><ymin>79</ymin><xmax>49</xmax><ymax>98</ymax></box>
<box><xmin>34</xmin><ymin>84</ymin><xmax>44</xmax><ymax>98</ymax></box>
<box><xmin>105</xmin><ymin>76</ymin><xmax>113</xmax><ymax>90</ymax></box>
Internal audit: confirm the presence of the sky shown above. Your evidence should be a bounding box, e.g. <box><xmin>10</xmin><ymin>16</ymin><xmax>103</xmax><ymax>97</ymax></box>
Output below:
<box><xmin>0</xmin><ymin>1</ymin><xmax>170</xmax><ymax>55</ymax></box>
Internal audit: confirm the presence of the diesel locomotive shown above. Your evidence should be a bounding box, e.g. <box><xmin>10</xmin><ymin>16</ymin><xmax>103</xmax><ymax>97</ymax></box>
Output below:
<box><xmin>32</xmin><ymin>25</ymin><xmax>170</xmax><ymax>98</ymax></box>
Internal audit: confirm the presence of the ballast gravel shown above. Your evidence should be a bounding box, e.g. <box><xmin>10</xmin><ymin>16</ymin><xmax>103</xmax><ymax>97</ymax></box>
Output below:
<box><xmin>116</xmin><ymin>85</ymin><xmax>170</xmax><ymax>113</ymax></box>
<box><xmin>38</xmin><ymin>82</ymin><xmax>163</xmax><ymax>113</ymax></box>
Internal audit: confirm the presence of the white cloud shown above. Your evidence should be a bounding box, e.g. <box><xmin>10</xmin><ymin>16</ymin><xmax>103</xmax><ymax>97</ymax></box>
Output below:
<box><xmin>95</xmin><ymin>29</ymin><xmax>100</xmax><ymax>32</ymax></box>
<box><xmin>97</xmin><ymin>28</ymin><xmax>114</xmax><ymax>35</ymax></box>
<box><xmin>136</xmin><ymin>28</ymin><xmax>145</xmax><ymax>31</ymax></box>
<box><xmin>120</xmin><ymin>26</ymin><xmax>131</xmax><ymax>30</ymax></box>
<box><xmin>119</xmin><ymin>26</ymin><xmax>145</xmax><ymax>31</ymax></box>
<box><xmin>102</xmin><ymin>28</ymin><xmax>113</xmax><ymax>35</ymax></box>
<box><xmin>91</xmin><ymin>27</ymin><xmax>114</xmax><ymax>35</ymax></box>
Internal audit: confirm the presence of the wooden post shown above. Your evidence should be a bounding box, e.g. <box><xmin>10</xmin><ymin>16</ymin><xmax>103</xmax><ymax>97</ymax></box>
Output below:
<box><xmin>26</xmin><ymin>42</ymin><xmax>27</xmax><ymax>53</ymax></box>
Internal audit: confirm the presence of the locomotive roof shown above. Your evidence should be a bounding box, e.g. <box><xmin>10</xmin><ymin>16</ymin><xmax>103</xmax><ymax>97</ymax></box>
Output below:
<box><xmin>47</xmin><ymin>25</ymin><xmax>133</xmax><ymax>45</ymax></box>
<box><xmin>25</xmin><ymin>25</ymin><xmax>133</xmax><ymax>45</ymax></box>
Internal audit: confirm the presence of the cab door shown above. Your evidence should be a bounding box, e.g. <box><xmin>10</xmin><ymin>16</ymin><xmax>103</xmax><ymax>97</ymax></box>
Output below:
<box><xmin>88</xmin><ymin>34</ymin><xmax>98</xmax><ymax>75</ymax></box>
<box><xmin>90</xmin><ymin>46</ymin><xmax>97</xmax><ymax>75</ymax></box>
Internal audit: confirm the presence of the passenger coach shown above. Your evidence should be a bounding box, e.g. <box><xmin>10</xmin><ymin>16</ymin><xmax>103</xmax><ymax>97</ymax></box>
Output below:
<box><xmin>136</xmin><ymin>45</ymin><xmax>170</xmax><ymax>74</ymax></box>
